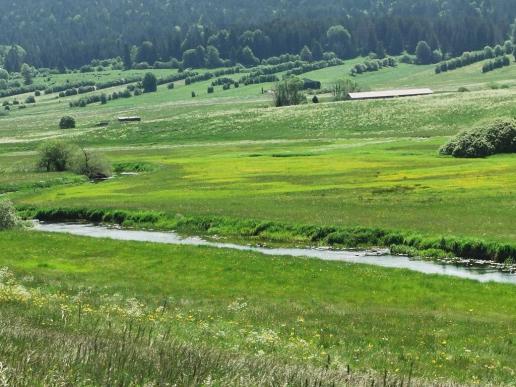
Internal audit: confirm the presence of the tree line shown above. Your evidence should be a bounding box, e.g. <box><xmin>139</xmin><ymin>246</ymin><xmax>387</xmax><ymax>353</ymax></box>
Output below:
<box><xmin>0</xmin><ymin>0</ymin><xmax>515</xmax><ymax>71</ymax></box>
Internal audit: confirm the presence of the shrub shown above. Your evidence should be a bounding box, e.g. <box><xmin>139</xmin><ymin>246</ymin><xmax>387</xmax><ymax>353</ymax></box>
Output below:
<box><xmin>273</xmin><ymin>77</ymin><xmax>306</xmax><ymax>107</ymax></box>
<box><xmin>59</xmin><ymin>116</ymin><xmax>76</xmax><ymax>129</ymax></box>
<box><xmin>0</xmin><ymin>200</ymin><xmax>19</xmax><ymax>230</ymax></box>
<box><xmin>191</xmin><ymin>91</ymin><xmax>196</xmax><ymax>97</ymax></box>
<box><xmin>457</xmin><ymin>87</ymin><xmax>469</xmax><ymax>92</ymax></box>
<box><xmin>37</xmin><ymin>140</ymin><xmax>75</xmax><ymax>171</ymax></box>
<box><xmin>312</xmin><ymin>95</ymin><xmax>319</xmax><ymax>103</ymax></box>
<box><xmin>142</xmin><ymin>72</ymin><xmax>157</xmax><ymax>93</ymax></box>
<box><xmin>440</xmin><ymin>120</ymin><xmax>516</xmax><ymax>158</ymax></box>
<box><xmin>302</xmin><ymin>78</ymin><xmax>321</xmax><ymax>90</ymax></box>
<box><xmin>207</xmin><ymin>86</ymin><xmax>214</xmax><ymax>94</ymax></box>
<box><xmin>167</xmin><ymin>82</ymin><xmax>175</xmax><ymax>89</ymax></box>
<box><xmin>333</xmin><ymin>79</ymin><xmax>360</xmax><ymax>101</ymax></box>
<box><xmin>71</xmin><ymin>148</ymin><xmax>112</xmax><ymax>179</ymax></box>
<box><xmin>25</xmin><ymin>95</ymin><xmax>36</xmax><ymax>104</ymax></box>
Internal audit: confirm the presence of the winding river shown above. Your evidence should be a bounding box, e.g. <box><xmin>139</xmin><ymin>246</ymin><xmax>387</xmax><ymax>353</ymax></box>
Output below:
<box><xmin>33</xmin><ymin>222</ymin><xmax>516</xmax><ymax>285</ymax></box>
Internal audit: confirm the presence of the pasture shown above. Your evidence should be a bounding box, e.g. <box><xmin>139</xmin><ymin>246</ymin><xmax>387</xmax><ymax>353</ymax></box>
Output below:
<box><xmin>1</xmin><ymin>57</ymin><xmax>516</xmax><ymax>385</ymax></box>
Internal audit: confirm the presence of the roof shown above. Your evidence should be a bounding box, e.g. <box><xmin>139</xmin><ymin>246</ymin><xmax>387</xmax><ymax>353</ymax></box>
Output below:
<box><xmin>118</xmin><ymin>116</ymin><xmax>141</xmax><ymax>121</ymax></box>
<box><xmin>348</xmin><ymin>88</ymin><xmax>433</xmax><ymax>100</ymax></box>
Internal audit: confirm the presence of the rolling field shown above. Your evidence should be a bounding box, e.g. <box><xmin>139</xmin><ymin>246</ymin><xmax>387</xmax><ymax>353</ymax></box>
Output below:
<box><xmin>0</xmin><ymin>230</ymin><xmax>515</xmax><ymax>385</ymax></box>
<box><xmin>1</xmin><ymin>58</ymin><xmax>516</xmax><ymax>385</ymax></box>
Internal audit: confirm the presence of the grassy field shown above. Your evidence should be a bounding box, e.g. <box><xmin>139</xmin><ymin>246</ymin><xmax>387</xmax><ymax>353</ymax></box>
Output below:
<box><xmin>0</xmin><ymin>230</ymin><xmax>514</xmax><ymax>385</ymax></box>
<box><xmin>1</xmin><ymin>58</ymin><xmax>516</xmax><ymax>384</ymax></box>
<box><xmin>7</xmin><ymin>87</ymin><xmax>516</xmax><ymax>243</ymax></box>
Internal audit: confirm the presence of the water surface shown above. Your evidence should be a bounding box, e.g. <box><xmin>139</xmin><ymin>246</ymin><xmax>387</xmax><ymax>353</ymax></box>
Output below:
<box><xmin>33</xmin><ymin>222</ymin><xmax>516</xmax><ymax>285</ymax></box>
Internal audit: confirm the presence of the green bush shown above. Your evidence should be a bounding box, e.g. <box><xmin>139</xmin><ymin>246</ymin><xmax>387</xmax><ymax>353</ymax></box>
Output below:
<box><xmin>59</xmin><ymin>116</ymin><xmax>76</xmax><ymax>129</ymax></box>
<box><xmin>273</xmin><ymin>77</ymin><xmax>306</xmax><ymax>107</ymax></box>
<box><xmin>37</xmin><ymin>141</ymin><xmax>76</xmax><ymax>172</ymax></box>
<box><xmin>71</xmin><ymin>148</ymin><xmax>112</xmax><ymax>179</ymax></box>
<box><xmin>0</xmin><ymin>200</ymin><xmax>18</xmax><ymax>230</ymax></box>
<box><xmin>142</xmin><ymin>72</ymin><xmax>157</xmax><ymax>93</ymax></box>
<box><xmin>440</xmin><ymin>120</ymin><xmax>516</xmax><ymax>158</ymax></box>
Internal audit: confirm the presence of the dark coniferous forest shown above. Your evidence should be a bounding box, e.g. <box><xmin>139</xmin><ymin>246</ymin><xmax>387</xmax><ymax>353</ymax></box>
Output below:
<box><xmin>0</xmin><ymin>0</ymin><xmax>515</xmax><ymax>70</ymax></box>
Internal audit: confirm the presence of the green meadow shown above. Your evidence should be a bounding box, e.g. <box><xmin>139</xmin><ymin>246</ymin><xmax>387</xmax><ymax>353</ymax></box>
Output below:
<box><xmin>1</xmin><ymin>59</ymin><xmax>516</xmax><ymax>385</ymax></box>
<box><xmin>0</xmin><ymin>230</ymin><xmax>515</xmax><ymax>385</ymax></box>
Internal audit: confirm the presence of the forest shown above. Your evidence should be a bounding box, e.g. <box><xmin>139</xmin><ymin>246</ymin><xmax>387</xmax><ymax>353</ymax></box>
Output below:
<box><xmin>1</xmin><ymin>0</ymin><xmax>515</xmax><ymax>69</ymax></box>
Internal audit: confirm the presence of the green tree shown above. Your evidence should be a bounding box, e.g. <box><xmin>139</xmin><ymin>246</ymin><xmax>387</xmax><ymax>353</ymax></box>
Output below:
<box><xmin>273</xmin><ymin>77</ymin><xmax>306</xmax><ymax>107</ymax></box>
<box><xmin>21</xmin><ymin>63</ymin><xmax>33</xmax><ymax>85</ymax></box>
<box><xmin>333</xmin><ymin>79</ymin><xmax>360</xmax><ymax>101</ymax></box>
<box><xmin>71</xmin><ymin>147</ymin><xmax>112</xmax><ymax>179</ymax></box>
<box><xmin>484</xmin><ymin>46</ymin><xmax>494</xmax><ymax>58</ymax></box>
<box><xmin>415</xmin><ymin>41</ymin><xmax>433</xmax><ymax>64</ymax></box>
<box><xmin>0</xmin><ymin>68</ymin><xmax>8</xmax><ymax>80</ymax></box>
<box><xmin>205</xmin><ymin>46</ymin><xmax>223</xmax><ymax>68</ymax></box>
<box><xmin>4</xmin><ymin>46</ymin><xmax>25</xmax><ymax>73</ymax></box>
<box><xmin>300</xmin><ymin>45</ymin><xmax>313</xmax><ymax>62</ymax></box>
<box><xmin>375</xmin><ymin>41</ymin><xmax>386</xmax><ymax>59</ymax></box>
<box><xmin>310</xmin><ymin>41</ymin><xmax>323</xmax><ymax>61</ymax></box>
<box><xmin>136</xmin><ymin>41</ymin><xmax>157</xmax><ymax>65</ymax></box>
<box><xmin>37</xmin><ymin>140</ymin><xmax>75</xmax><ymax>172</ymax></box>
<box><xmin>59</xmin><ymin>116</ymin><xmax>76</xmax><ymax>129</ymax></box>
<box><xmin>182</xmin><ymin>46</ymin><xmax>205</xmax><ymax>68</ymax></box>
<box><xmin>494</xmin><ymin>44</ymin><xmax>504</xmax><ymax>56</ymax></box>
<box><xmin>326</xmin><ymin>25</ymin><xmax>352</xmax><ymax>58</ymax></box>
<box><xmin>142</xmin><ymin>73</ymin><xmax>157</xmax><ymax>93</ymax></box>
<box><xmin>207</xmin><ymin>29</ymin><xmax>232</xmax><ymax>58</ymax></box>
<box><xmin>239</xmin><ymin>46</ymin><xmax>259</xmax><ymax>67</ymax></box>
<box><xmin>123</xmin><ymin>44</ymin><xmax>133</xmax><ymax>70</ymax></box>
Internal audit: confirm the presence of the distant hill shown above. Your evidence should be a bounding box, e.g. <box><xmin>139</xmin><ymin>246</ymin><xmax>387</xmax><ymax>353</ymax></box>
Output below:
<box><xmin>0</xmin><ymin>0</ymin><xmax>515</xmax><ymax>69</ymax></box>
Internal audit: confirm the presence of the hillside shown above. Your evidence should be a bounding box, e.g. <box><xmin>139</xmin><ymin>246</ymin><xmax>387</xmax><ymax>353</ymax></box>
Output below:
<box><xmin>0</xmin><ymin>0</ymin><xmax>515</xmax><ymax>68</ymax></box>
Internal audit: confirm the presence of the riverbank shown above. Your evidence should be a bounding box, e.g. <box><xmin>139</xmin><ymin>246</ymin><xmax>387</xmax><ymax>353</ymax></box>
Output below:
<box><xmin>20</xmin><ymin>206</ymin><xmax>516</xmax><ymax>264</ymax></box>
<box><xmin>32</xmin><ymin>221</ymin><xmax>516</xmax><ymax>284</ymax></box>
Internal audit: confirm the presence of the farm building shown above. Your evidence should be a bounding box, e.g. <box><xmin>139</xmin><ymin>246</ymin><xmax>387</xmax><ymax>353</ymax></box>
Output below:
<box><xmin>348</xmin><ymin>88</ymin><xmax>433</xmax><ymax>100</ymax></box>
<box><xmin>118</xmin><ymin>116</ymin><xmax>141</xmax><ymax>122</ymax></box>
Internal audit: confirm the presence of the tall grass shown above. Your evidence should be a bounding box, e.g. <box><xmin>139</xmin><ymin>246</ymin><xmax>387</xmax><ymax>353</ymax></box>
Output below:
<box><xmin>0</xmin><ymin>268</ymin><xmax>455</xmax><ymax>386</ymax></box>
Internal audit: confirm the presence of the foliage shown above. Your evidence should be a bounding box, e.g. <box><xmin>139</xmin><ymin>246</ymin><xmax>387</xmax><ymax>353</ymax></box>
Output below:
<box><xmin>71</xmin><ymin>148</ymin><xmax>112</xmax><ymax>179</ymax></box>
<box><xmin>482</xmin><ymin>56</ymin><xmax>511</xmax><ymax>73</ymax></box>
<box><xmin>333</xmin><ymin>79</ymin><xmax>360</xmax><ymax>101</ymax></box>
<box><xmin>37</xmin><ymin>141</ymin><xmax>76</xmax><ymax>172</ymax></box>
<box><xmin>415</xmin><ymin>41</ymin><xmax>433</xmax><ymax>64</ymax></box>
<box><xmin>273</xmin><ymin>77</ymin><xmax>305</xmax><ymax>107</ymax></box>
<box><xmin>59</xmin><ymin>115</ymin><xmax>76</xmax><ymax>129</ymax></box>
<box><xmin>435</xmin><ymin>45</ymin><xmax>506</xmax><ymax>74</ymax></box>
<box><xmin>350</xmin><ymin>57</ymin><xmax>397</xmax><ymax>75</ymax></box>
<box><xmin>440</xmin><ymin>120</ymin><xmax>516</xmax><ymax>158</ymax></box>
<box><xmin>0</xmin><ymin>1</ymin><xmax>515</xmax><ymax>71</ymax></box>
<box><xmin>142</xmin><ymin>72</ymin><xmax>157</xmax><ymax>93</ymax></box>
<box><xmin>0</xmin><ymin>200</ymin><xmax>18</xmax><ymax>230</ymax></box>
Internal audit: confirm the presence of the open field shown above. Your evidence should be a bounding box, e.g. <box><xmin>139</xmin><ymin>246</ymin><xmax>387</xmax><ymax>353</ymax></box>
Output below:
<box><xmin>0</xmin><ymin>230</ymin><xmax>515</xmax><ymax>385</ymax></box>
<box><xmin>1</xmin><ymin>58</ymin><xmax>516</xmax><ymax>385</ymax></box>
